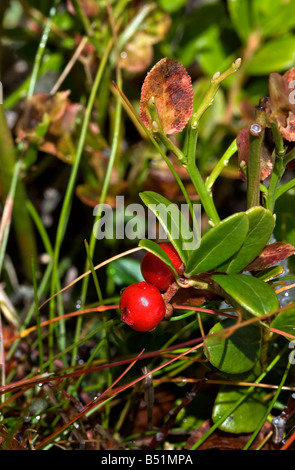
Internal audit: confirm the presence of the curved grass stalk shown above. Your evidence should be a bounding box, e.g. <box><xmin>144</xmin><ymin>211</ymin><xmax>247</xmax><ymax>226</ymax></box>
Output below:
<box><xmin>0</xmin><ymin>159</ymin><xmax>22</xmax><ymax>277</ymax></box>
<box><xmin>27</xmin><ymin>0</ymin><xmax>59</xmax><ymax>98</ymax></box>
<box><xmin>70</xmin><ymin>5</ymin><xmax>121</xmax><ymax>388</ymax></box>
<box><xmin>48</xmin><ymin>37</ymin><xmax>114</xmax><ymax>369</ymax></box>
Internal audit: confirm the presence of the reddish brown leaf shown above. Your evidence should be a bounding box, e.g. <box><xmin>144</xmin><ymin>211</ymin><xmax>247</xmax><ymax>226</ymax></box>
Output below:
<box><xmin>269</xmin><ymin>71</ymin><xmax>295</xmax><ymax>142</ymax></box>
<box><xmin>120</xmin><ymin>10</ymin><xmax>171</xmax><ymax>73</ymax></box>
<box><xmin>185</xmin><ymin>419</ymin><xmax>273</xmax><ymax>450</ymax></box>
<box><xmin>67</xmin><ymin>0</ymin><xmax>99</xmax><ymax>17</ymax></box>
<box><xmin>140</xmin><ymin>58</ymin><xmax>193</xmax><ymax>135</ymax></box>
<box><xmin>143</xmin><ymin>155</ymin><xmax>198</xmax><ymax>201</ymax></box>
<box><xmin>245</xmin><ymin>242</ymin><xmax>295</xmax><ymax>271</ymax></box>
<box><xmin>171</xmin><ymin>287</ymin><xmax>215</xmax><ymax>307</ymax></box>
<box><xmin>120</xmin><ymin>36</ymin><xmax>154</xmax><ymax>73</ymax></box>
<box><xmin>284</xmin><ymin>66</ymin><xmax>295</xmax><ymax>84</ymax></box>
<box><xmin>15</xmin><ymin>92</ymin><xmax>107</xmax><ymax>164</ymax></box>
<box><xmin>237</xmin><ymin>127</ymin><xmax>274</xmax><ymax>181</ymax></box>
<box><xmin>76</xmin><ymin>182</ymin><xmax>128</xmax><ymax>208</ymax></box>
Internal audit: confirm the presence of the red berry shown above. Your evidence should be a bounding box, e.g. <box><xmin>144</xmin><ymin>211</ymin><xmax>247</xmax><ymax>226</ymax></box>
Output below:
<box><xmin>119</xmin><ymin>281</ymin><xmax>166</xmax><ymax>332</ymax></box>
<box><xmin>140</xmin><ymin>243</ymin><xmax>183</xmax><ymax>291</ymax></box>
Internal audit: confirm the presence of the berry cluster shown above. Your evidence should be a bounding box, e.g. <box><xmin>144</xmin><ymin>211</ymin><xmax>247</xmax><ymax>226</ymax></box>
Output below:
<box><xmin>119</xmin><ymin>243</ymin><xmax>183</xmax><ymax>332</ymax></box>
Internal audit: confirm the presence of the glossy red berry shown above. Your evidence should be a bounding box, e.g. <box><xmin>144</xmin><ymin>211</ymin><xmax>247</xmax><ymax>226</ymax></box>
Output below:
<box><xmin>140</xmin><ymin>243</ymin><xmax>183</xmax><ymax>291</ymax></box>
<box><xmin>119</xmin><ymin>281</ymin><xmax>166</xmax><ymax>332</ymax></box>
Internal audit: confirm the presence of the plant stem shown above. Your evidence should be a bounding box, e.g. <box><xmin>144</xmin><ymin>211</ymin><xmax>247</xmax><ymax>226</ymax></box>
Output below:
<box><xmin>0</xmin><ymin>159</ymin><xmax>22</xmax><ymax>276</ymax></box>
<box><xmin>275</xmin><ymin>177</ymin><xmax>295</xmax><ymax>201</ymax></box>
<box><xmin>70</xmin><ymin>0</ymin><xmax>92</xmax><ymax>36</ymax></box>
<box><xmin>205</xmin><ymin>139</ymin><xmax>237</xmax><ymax>192</ymax></box>
<box><xmin>247</xmin><ymin>131</ymin><xmax>264</xmax><ymax>209</ymax></box>
<box><xmin>6</xmin><ymin>261</ymin><xmax>53</xmax><ymax>361</ymax></box>
<box><xmin>32</xmin><ymin>258</ymin><xmax>44</xmax><ymax>368</ymax></box>
<box><xmin>283</xmin><ymin>146</ymin><xmax>295</xmax><ymax>167</ymax></box>
<box><xmin>181</xmin><ymin>62</ymin><xmax>242</xmax><ymax>225</ymax></box>
<box><xmin>192</xmin><ymin>58</ymin><xmax>241</xmax><ymax>126</ymax></box>
<box><xmin>187</xmin><ymin>159</ymin><xmax>220</xmax><ymax>225</ymax></box>
<box><xmin>27</xmin><ymin>1</ymin><xmax>59</xmax><ymax>98</ymax></box>
<box><xmin>265</xmin><ymin>155</ymin><xmax>285</xmax><ymax>213</ymax></box>
<box><xmin>186</xmin><ymin>122</ymin><xmax>220</xmax><ymax>224</ymax></box>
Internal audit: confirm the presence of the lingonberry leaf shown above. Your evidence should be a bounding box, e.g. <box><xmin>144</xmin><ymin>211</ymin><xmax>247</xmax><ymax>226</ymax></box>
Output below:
<box><xmin>254</xmin><ymin>265</ymin><xmax>284</xmax><ymax>282</ymax></box>
<box><xmin>217</xmin><ymin>207</ymin><xmax>275</xmax><ymax>274</ymax></box>
<box><xmin>139</xmin><ymin>58</ymin><xmax>193</xmax><ymax>135</ymax></box>
<box><xmin>185</xmin><ymin>212</ymin><xmax>249</xmax><ymax>276</ymax></box>
<box><xmin>270</xmin><ymin>306</ymin><xmax>295</xmax><ymax>339</ymax></box>
<box><xmin>246</xmin><ymin>35</ymin><xmax>295</xmax><ymax>76</ymax></box>
<box><xmin>212</xmin><ymin>386</ymin><xmax>267</xmax><ymax>434</ymax></box>
<box><xmin>212</xmin><ymin>274</ymin><xmax>279</xmax><ymax>317</ymax></box>
<box><xmin>139</xmin><ymin>190</ymin><xmax>195</xmax><ymax>262</ymax></box>
<box><xmin>205</xmin><ymin>318</ymin><xmax>262</xmax><ymax>375</ymax></box>
<box><xmin>228</xmin><ymin>0</ymin><xmax>253</xmax><ymax>44</ymax></box>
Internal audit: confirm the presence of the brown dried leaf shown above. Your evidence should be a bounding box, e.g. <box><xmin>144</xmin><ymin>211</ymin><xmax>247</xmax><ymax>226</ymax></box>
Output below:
<box><xmin>67</xmin><ymin>0</ymin><xmax>99</xmax><ymax>17</ymax></box>
<box><xmin>171</xmin><ymin>287</ymin><xmax>215</xmax><ymax>307</ymax></box>
<box><xmin>140</xmin><ymin>58</ymin><xmax>193</xmax><ymax>135</ymax></box>
<box><xmin>237</xmin><ymin>127</ymin><xmax>274</xmax><ymax>181</ymax></box>
<box><xmin>185</xmin><ymin>419</ymin><xmax>273</xmax><ymax>450</ymax></box>
<box><xmin>143</xmin><ymin>156</ymin><xmax>198</xmax><ymax>201</ymax></box>
<box><xmin>120</xmin><ymin>10</ymin><xmax>171</xmax><ymax>74</ymax></box>
<box><xmin>76</xmin><ymin>182</ymin><xmax>128</xmax><ymax>207</ymax></box>
<box><xmin>15</xmin><ymin>92</ymin><xmax>104</xmax><ymax>164</ymax></box>
<box><xmin>269</xmin><ymin>71</ymin><xmax>295</xmax><ymax>142</ymax></box>
<box><xmin>284</xmin><ymin>66</ymin><xmax>295</xmax><ymax>84</ymax></box>
<box><xmin>120</xmin><ymin>35</ymin><xmax>154</xmax><ymax>73</ymax></box>
<box><xmin>245</xmin><ymin>242</ymin><xmax>295</xmax><ymax>271</ymax></box>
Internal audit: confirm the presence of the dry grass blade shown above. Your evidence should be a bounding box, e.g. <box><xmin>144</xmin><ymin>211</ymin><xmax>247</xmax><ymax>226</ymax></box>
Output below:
<box><xmin>39</xmin><ymin>246</ymin><xmax>143</xmax><ymax>310</ymax></box>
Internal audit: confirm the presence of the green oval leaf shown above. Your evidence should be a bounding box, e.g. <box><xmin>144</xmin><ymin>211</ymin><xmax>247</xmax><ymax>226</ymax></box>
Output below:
<box><xmin>274</xmin><ymin>190</ymin><xmax>295</xmax><ymax>273</ymax></box>
<box><xmin>138</xmin><ymin>238</ymin><xmax>180</xmax><ymax>279</ymax></box>
<box><xmin>139</xmin><ymin>191</ymin><xmax>195</xmax><ymax>263</ymax></box>
<box><xmin>254</xmin><ymin>265</ymin><xmax>284</xmax><ymax>282</ymax></box>
<box><xmin>270</xmin><ymin>306</ymin><xmax>295</xmax><ymax>339</ymax></box>
<box><xmin>205</xmin><ymin>318</ymin><xmax>262</xmax><ymax>374</ymax></box>
<box><xmin>228</xmin><ymin>0</ymin><xmax>253</xmax><ymax>44</ymax></box>
<box><xmin>253</xmin><ymin>0</ymin><xmax>295</xmax><ymax>38</ymax></box>
<box><xmin>219</xmin><ymin>207</ymin><xmax>275</xmax><ymax>274</ymax></box>
<box><xmin>106</xmin><ymin>258</ymin><xmax>142</xmax><ymax>287</ymax></box>
<box><xmin>246</xmin><ymin>35</ymin><xmax>295</xmax><ymax>75</ymax></box>
<box><xmin>185</xmin><ymin>213</ymin><xmax>249</xmax><ymax>276</ymax></box>
<box><xmin>212</xmin><ymin>274</ymin><xmax>279</xmax><ymax>317</ymax></box>
<box><xmin>212</xmin><ymin>386</ymin><xmax>267</xmax><ymax>434</ymax></box>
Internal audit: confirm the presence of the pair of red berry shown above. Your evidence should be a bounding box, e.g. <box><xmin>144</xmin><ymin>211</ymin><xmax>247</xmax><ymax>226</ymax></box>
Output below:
<box><xmin>119</xmin><ymin>243</ymin><xmax>183</xmax><ymax>332</ymax></box>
